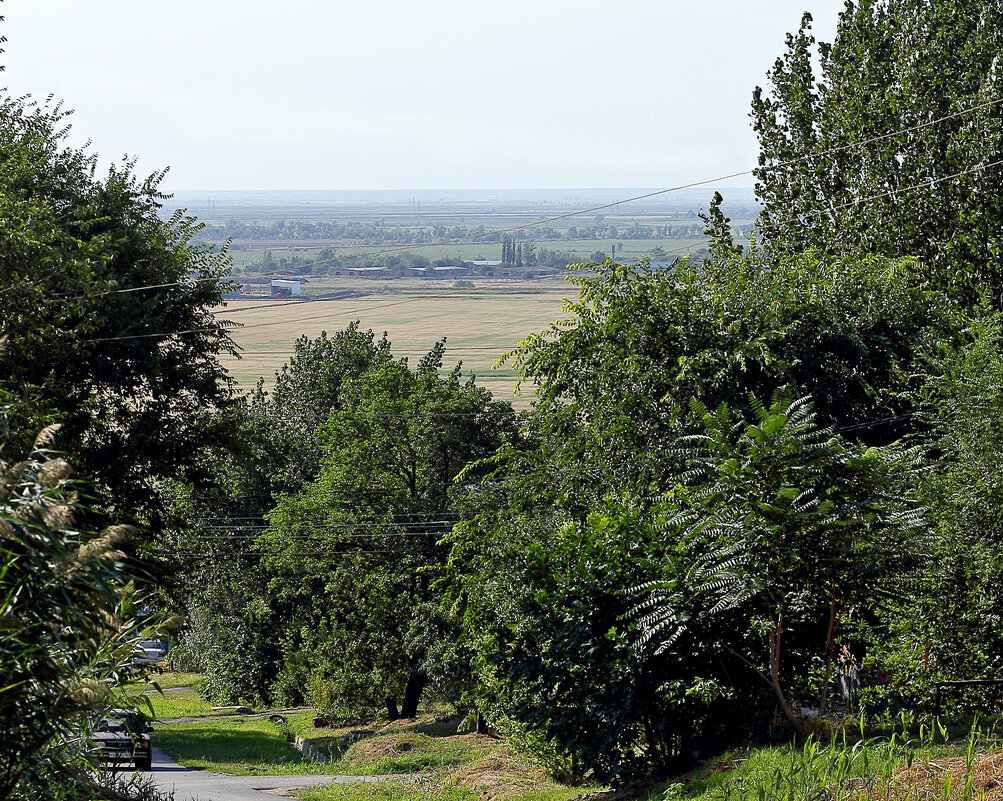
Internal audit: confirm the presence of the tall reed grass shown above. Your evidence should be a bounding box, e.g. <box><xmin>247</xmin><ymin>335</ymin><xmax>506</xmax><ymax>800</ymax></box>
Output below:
<box><xmin>664</xmin><ymin>716</ymin><xmax>1003</xmax><ymax>801</ymax></box>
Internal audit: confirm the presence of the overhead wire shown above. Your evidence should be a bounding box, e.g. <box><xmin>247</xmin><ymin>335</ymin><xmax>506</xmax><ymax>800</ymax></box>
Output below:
<box><xmin>177</xmin><ymin>411</ymin><xmax>924</xmax><ymax>556</ymax></box>
<box><xmin>180</xmin><ymin>411</ymin><xmax>919</xmax><ymax>528</ymax></box>
<box><xmin>79</xmin><ymin>156</ymin><xmax>1003</xmax><ymax>346</ymax></box>
<box><xmin>56</xmin><ymin>93</ymin><xmax>1003</xmax><ymax>303</ymax></box>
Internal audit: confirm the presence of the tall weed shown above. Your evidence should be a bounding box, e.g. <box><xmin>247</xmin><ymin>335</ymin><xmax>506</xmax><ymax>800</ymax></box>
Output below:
<box><xmin>669</xmin><ymin>717</ymin><xmax>1003</xmax><ymax>801</ymax></box>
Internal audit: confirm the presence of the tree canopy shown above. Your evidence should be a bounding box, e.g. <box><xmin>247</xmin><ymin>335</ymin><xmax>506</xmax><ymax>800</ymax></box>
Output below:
<box><xmin>751</xmin><ymin>0</ymin><xmax>1003</xmax><ymax>303</ymax></box>
<box><xmin>0</xmin><ymin>96</ymin><xmax>237</xmax><ymax>527</ymax></box>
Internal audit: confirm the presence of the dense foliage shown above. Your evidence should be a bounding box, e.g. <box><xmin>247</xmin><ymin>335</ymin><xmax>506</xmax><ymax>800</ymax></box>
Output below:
<box><xmin>0</xmin><ymin>95</ymin><xmax>237</xmax><ymax>529</ymax></box>
<box><xmin>255</xmin><ymin>343</ymin><xmax>519</xmax><ymax>718</ymax></box>
<box><xmin>435</xmin><ymin>249</ymin><xmax>947</xmax><ymax>781</ymax></box>
<box><xmin>0</xmin><ymin>416</ymin><xmax>158</xmax><ymax>800</ymax></box>
<box><xmin>751</xmin><ymin>0</ymin><xmax>1003</xmax><ymax>304</ymax></box>
<box><xmin>13</xmin><ymin>1</ymin><xmax>1003</xmax><ymax>794</ymax></box>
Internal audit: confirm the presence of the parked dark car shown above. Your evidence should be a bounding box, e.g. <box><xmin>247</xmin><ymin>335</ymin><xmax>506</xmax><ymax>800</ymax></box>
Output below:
<box><xmin>91</xmin><ymin>709</ymin><xmax>152</xmax><ymax>771</ymax></box>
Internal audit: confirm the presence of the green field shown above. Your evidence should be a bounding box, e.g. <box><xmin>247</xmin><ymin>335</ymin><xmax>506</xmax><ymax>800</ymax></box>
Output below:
<box><xmin>226</xmin><ymin>237</ymin><xmax>712</xmax><ymax>273</ymax></box>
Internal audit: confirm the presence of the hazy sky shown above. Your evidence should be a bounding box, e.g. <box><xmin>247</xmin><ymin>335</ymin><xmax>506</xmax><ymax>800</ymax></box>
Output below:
<box><xmin>3</xmin><ymin>1</ymin><xmax>844</xmax><ymax>192</ymax></box>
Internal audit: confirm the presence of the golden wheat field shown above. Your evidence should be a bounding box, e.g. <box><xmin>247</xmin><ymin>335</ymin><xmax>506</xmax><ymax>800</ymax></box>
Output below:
<box><xmin>217</xmin><ymin>280</ymin><xmax>575</xmax><ymax>405</ymax></box>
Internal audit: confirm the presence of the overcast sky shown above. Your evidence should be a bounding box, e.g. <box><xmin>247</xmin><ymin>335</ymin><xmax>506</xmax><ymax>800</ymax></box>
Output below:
<box><xmin>3</xmin><ymin>1</ymin><xmax>844</xmax><ymax>192</ymax></box>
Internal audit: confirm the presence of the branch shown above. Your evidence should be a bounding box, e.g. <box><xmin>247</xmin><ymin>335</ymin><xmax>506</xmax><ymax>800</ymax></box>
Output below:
<box><xmin>716</xmin><ymin>639</ymin><xmax>772</xmax><ymax>688</ymax></box>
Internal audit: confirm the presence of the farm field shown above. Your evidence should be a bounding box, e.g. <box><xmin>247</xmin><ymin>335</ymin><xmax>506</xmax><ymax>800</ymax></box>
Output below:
<box><xmin>219</xmin><ymin>280</ymin><xmax>574</xmax><ymax>404</ymax></box>
<box><xmin>201</xmin><ymin>190</ymin><xmax>752</xmax><ymax>403</ymax></box>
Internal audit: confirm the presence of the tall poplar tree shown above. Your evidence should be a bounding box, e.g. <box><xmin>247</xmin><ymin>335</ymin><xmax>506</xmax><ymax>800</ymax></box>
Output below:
<box><xmin>752</xmin><ymin>1</ymin><xmax>1003</xmax><ymax>304</ymax></box>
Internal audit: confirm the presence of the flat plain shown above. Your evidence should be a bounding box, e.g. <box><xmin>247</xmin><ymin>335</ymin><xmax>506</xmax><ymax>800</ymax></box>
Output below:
<box><xmin>196</xmin><ymin>189</ymin><xmax>757</xmax><ymax>405</ymax></box>
<box><xmin>225</xmin><ymin>236</ymin><xmax>710</xmax><ymax>270</ymax></box>
<box><xmin>219</xmin><ymin>278</ymin><xmax>575</xmax><ymax>405</ymax></box>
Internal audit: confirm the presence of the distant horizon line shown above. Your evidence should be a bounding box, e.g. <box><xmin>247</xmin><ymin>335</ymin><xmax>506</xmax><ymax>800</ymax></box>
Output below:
<box><xmin>167</xmin><ymin>186</ymin><xmax>758</xmax><ymax>194</ymax></box>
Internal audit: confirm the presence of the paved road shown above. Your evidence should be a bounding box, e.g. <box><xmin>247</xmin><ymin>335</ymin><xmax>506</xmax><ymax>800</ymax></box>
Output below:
<box><xmin>147</xmin><ymin>748</ymin><xmax>402</xmax><ymax>801</ymax></box>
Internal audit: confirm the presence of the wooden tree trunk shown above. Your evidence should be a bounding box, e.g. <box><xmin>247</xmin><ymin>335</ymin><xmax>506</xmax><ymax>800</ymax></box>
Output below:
<box><xmin>817</xmin><ymin>595</ymin><xmax>838</xmax><ymax>716</ymax></box>
<box><xmin>769</xmin><ymin>613</ymin><xmax>807</xmax><ymax>740</ymax></box>
<box><xmin>399</xmin><ymin>662</ymin><xmax>428</xmax><ymax>718</ymax></box>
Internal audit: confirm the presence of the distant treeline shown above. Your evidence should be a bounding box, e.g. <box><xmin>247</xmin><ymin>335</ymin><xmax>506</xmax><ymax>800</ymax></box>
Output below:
<box><xmin>197</xmin><ymin>219</ymin><xmax>732</xmax><ymax>245</ymax></box>
<box><xmin>232</xmin><ymin>245</ymin><xmax>610</xmax><ymax>276</ymax></box>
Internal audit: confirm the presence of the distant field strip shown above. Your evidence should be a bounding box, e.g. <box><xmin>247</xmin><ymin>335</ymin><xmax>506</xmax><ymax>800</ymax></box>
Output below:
<box><xmin>226</xmin><ymin>237</ymin><xmax>712</xmax><ymax>269</ymax></box>
<box><xmin>220</xmin><ymin>290</ymin><xmax>571</xmax><ymax>403</ymax></box>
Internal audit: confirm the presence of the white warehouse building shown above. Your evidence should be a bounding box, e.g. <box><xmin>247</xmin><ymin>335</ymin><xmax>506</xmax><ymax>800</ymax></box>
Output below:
<box><xmin>270</xmin><ymin>279</ymin><xmax>302</xmax><ymax>297</ymax></box>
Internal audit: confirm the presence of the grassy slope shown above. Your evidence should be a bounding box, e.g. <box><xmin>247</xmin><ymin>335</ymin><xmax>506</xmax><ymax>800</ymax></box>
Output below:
<box><xmin>286</xmin><ymin>715</ymin><xmax>595</xmax><ymax>801</ymax></box>
<box><xmin>155</xmin><ymin>716</ymin><xmax>333</xmax><ymax>775</ymax></box>
<box><xmin>659</xmin><ymin>724</ymin><xmax>1003</xmax><ymax>801</ymax></box>
<box><xmin>147</xmin><ymin>674</ymin><xmax>592</xmax><ymax>798</ymax></box>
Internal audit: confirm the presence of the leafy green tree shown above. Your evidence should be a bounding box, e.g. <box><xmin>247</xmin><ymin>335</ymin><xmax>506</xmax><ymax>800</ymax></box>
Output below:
<box><xmin>629</xmin><ymin>394</ymin><xmax>927</xmax><ymax>738</ymax></box>
<box><xmin>0</xmin><ymin>95</ymin><xmax>237</xmax><ymax>526</ymax></box>
<box><xmin>444</xmin><ymin>251</ymin><xmax>946</xmax><ymax>776</ymax></box>
<box><xmin>505</xmin><ymin>254</ymin><xmax>946</xmax><ymax>512</ymax></box>
<box><xmin>867</xmin><ymin>310</ymin><xmax>1003</xmax><ymax>706</ymax></box>
<box><xmin>255</xmin><ymin>342</ymin><xmax>519</xmax><ymax>717</ymax></box>
<box><xmin>170</xmin><ymin>326</ymin><xmax>396</xmax><ymax>707</ymax></box>
<box><xmin>243</xmin><ymin>324</ymin><xmax>393</xmax><ymax>499</ymax></box>
<box><xmin>751</xmin><ymin>2</ymin><xmax>1003</xmax><ymax>303</ymax></box>
<box><xmin>445</xmin><ymin>488</ymin><xmax>668</xmax><ymax>783</ymax></box>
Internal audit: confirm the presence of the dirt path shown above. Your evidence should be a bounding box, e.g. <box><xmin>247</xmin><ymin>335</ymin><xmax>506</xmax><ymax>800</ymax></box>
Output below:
<box><xmin>156</xmin><ymin>708</ymin><xmax>310</xmax><ymax>725</ymax></box>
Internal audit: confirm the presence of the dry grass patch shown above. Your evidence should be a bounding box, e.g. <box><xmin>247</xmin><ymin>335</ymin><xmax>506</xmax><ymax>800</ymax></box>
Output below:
<box><xmin>338</xmin><ymin>730</ymin><xmax>491</xmax><ymax>775</ymax></box>
<box><xmin>379</xmin><ymin>714</ymin><xmax>468</xmax><ymax>738</ymax></box>
<box><xmin>846</xmin><ymin>748</ymin><xmax>1003</xmax><ymax>800</ymax></box>
<box><xmin>344</xmin><ymin>733</ymin><xmax>429</xmax><ymax>762</ymax></box>
<box><xmin>448</xmin><ymin>748</ymin><xmax>554</xmax><ymax>801</ymax></box>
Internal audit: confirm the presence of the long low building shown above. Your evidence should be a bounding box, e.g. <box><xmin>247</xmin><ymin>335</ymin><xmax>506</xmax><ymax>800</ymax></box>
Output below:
<box><xmin>343</xmin><ymin>266</ymin><xmax>390</xmax><ymax>278</ymax></box>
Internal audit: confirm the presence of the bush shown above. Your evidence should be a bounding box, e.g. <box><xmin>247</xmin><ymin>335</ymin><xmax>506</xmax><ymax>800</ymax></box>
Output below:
<box><xmin>0</xmin><ymin>420</ymin><xmax>155</xmax><ymax>799</ymax></box>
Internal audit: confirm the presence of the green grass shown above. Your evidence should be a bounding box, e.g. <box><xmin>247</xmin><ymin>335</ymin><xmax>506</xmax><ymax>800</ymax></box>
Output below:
<box><xmin>658</xmin><ymin>721</ymin><xmax>1002</xmax><ymax>801</ymax></box>
<box><xmin>336</xmin><ymin>732</ymin><xmax>490</xmax><ymax>775</ymax></box>
<box><xmin>153</xmin><ymin>700</ymin><xmax>591</xmax><ymax>801</ymax></box>
<box><xmin>142</xmin><ymin>671</ymin><xmax>205</xmax><ymax>690</ymax></box>
<box><xmin>279</xmin><ymin>713</ymin><xmax>491</xmax><ymax>774</ymax></box>
<box><xmin>122</xmin><ymin>672</ymin><xmax>220</xmax><ymax>719</ymax></box>
<box><xmin>125</xmin><ymin>670</ymin><xmax>205</xmax><ymax>694</ymax></box>
<box><xmin>155</xmin><ymin>716</ymin><xmax>337</xmax><ymax>776</ymax></box>
<box><xmin>296</xmin><ymin>776</ymin><xmax>476</xmax><ymax>801</ymax></box>
<box><xmin>294</xmin><ymin>766</ymin><xmax>587</xmax><ymax>801</ymax></box>
<box><xmin>154</xmin><ymin>711</ymin><xmax>487</xmax><ymax>777</ymax></box>
<box><xmin>296</xmin><ymin>782</ymin><xmax>585</xmax><ymax>801</ymax></box>
<box><xmin>503</xmin><ymin>789</ymin><xmax>584</xmax><ymax>801</ymax></box>
<box><xmin>141</xmin><ymin>687</ymin><xmax>221</xmax><ymax>719</ymax></box>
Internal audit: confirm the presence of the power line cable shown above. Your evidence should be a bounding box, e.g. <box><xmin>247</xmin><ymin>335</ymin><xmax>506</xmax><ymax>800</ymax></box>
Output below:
<box><xmin>80</xmin><ymin>297</ymin><xmax>422</xmax><ymax>343</ymax></box>
<box><xmin>180</xmin><ymin>412</ymin><xmax>920</xmax><ymax>521</ymax></box>
<box><xmin>60</xmin><ymin>94</ymin><xmax>1003</xmax><ymax>302</ymax></box>
<box><xmin>81</xmin><ymin>155</ymin><xmax>1003</xmax><ymax>345</ymax></box>
<box><xmin>168</xmin><ymin>92</ymin><xmax>1003</xmax><ymax>276</ymax></box>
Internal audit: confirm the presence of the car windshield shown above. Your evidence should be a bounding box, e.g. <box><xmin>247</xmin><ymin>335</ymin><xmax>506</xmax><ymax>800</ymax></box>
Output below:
<box><xmin>96</xmin><ymin>712</ymin><xmax>144</xmax><ymax>733</ymax></box>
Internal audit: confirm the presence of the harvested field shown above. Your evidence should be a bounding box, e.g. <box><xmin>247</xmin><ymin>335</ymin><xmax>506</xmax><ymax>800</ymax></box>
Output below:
<box><xmin>218</xmin><ymin>286</ymin><xmax>573</xmax><ymax>405</ymax></box>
